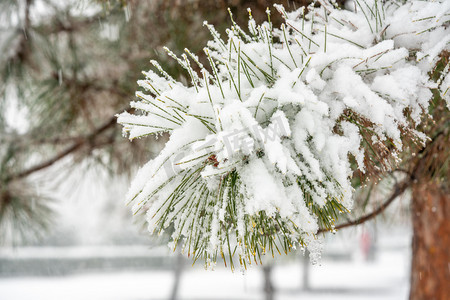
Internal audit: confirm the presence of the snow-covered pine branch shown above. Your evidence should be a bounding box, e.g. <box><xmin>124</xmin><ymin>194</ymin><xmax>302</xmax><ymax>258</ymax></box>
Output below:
<box><xmin>117</xmin><ymin>0</ymin><xmax>449</xmax><ymax>270</ymax></box>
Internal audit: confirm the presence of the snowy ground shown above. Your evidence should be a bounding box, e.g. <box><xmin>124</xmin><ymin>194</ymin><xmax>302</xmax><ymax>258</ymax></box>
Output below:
<box><xmin>0</xmin><ymin>243</ymin><xmax>410</xmax><ymax>300</ymax></box>
<box><xmin>0</xmin><ymin>153</ymin><xmax>412</xmax><ymax>300</ymax></box>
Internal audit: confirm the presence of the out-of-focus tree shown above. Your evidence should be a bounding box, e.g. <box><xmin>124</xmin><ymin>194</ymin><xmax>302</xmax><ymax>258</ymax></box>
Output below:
<box><xmin>0</xmin><ymin>1</ymin><xmax>448</xmax><ymax>300</ymax></box>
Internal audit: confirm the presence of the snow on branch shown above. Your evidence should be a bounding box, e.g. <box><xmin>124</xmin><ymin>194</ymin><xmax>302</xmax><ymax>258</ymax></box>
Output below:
<box><xmin>117</xmin><ymin>0</ymin><xmax>449</xmax><ymax>270</ymax></box>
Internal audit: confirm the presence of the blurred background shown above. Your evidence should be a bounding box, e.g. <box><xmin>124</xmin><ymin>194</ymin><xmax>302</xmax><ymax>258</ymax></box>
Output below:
<box><xmin>0</xmin><ymin>0</ymin><xmax>447</xmax><ymax>299</ymax></box>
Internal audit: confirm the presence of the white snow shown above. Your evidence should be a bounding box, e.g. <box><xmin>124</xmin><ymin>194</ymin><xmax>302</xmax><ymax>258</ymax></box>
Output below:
<box><xmin>0</xmin><ymin>228</ymin><xmax>412</xmax><ymax>300</ymax></box>
<box><xmin>117</xmin><ymin>0</ymin><xmax>449</xmax><ymax>267</ymax></box>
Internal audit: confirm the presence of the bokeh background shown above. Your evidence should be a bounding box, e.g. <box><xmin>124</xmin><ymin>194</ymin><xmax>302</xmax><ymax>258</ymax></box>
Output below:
<box><xmin>0</xmin><ymin>1</ymin><xmax>447</xmax><ymax>299</ymax></box>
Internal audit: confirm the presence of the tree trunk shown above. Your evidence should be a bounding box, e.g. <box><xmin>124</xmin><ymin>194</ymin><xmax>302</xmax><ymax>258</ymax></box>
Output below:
<box><xmin>302</xmin><ymin>252</ymin><xmax>311</xmax><ymax>291</ymax></box>
<box><xmin>263</xmin><ymin>265</ymin><xmax>274</xmax><ymax>300</ymax></box>
<box><xmin>410</xmin><ymin>183</ymin><xmax>450</xmax><ymax>300</ymax></box>
<box><xmin>170</xmin><ymin>253</ymin><xmax>183</xmax><ymax>300</ymax></box>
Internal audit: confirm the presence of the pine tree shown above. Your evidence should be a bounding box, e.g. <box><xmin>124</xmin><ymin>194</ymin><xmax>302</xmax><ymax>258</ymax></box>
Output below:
<box><xmin>0</xmin><ymin>0</ymin><xmax>448</xmax><ymax>299</ymax></box>
<box><xmin>117</xmin><ymin>0</ymin><xmax>449</xmax><ymax>297</ymax></box>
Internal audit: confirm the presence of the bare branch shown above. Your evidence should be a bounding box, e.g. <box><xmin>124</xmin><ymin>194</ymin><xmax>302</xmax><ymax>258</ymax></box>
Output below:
<box><xmin>24</xmin><ymin>0</ymin><xmax>32</xmax><ymax>29</ymax></box>
<box><xmin>318</xmin><ymin>117</ymin><xmax>447</xmax><ymax>234</ymax></box>
<box><xmin>5</xmin><ymin>108</ymin><xmax>129</xmax><ymax>182</ymax></box>
<box><xmin>318</xmin><ymin>179</ymin><xmax>411</xmax><ymax>233</ymax></box>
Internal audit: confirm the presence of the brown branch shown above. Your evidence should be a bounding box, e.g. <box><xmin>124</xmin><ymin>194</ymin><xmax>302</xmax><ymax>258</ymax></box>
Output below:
<box><xmin>38</xmin><ymin>14</ymin><xmax>109</xmax><ymax>35</ymax></box>
<box><xmin>6</xmin><ymin>109</ymin><xmax>128</xmax><ymax>182</ymax></box>
<box><xmin>14</xmin><ymin>0</ymin><xmax>32</xmax><ymax>63</ymax></box>
<box><xmin>9</xmin><ymin>140</ymin><xmax>85</xmax><ymax>181</ymax></box>
<box><xmin>318</xmin><ymin>115</ymin><xmax>446</xmax><ymax>234</ymax></box>
<box><xmin>318</xmin><ymin>179</ymin><xmax>411</xmax><ymax>233</ymax></box>
<box><xmin>24</xmin><ymin>0</ymin><xmax>32</xmax><ymax>29</ymax></box>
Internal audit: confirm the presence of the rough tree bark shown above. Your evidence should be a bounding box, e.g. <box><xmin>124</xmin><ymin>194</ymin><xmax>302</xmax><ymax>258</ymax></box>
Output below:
<box><xmin>409</xmin><ymin>183</ymin><xmax>450</xmax><ymax>300</ymax></box>
<box><xmin>408</xmin><ymin>83</ymin><xmax>449</xmax><ymax>300</ymax></box>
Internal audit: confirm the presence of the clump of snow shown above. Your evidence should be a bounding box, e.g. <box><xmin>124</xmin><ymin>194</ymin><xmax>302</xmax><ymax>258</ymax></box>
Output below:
<box><xmin>118</xmin><ymin>0</ymin><xmax>449</xmax><ymax>269</ymax></box>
